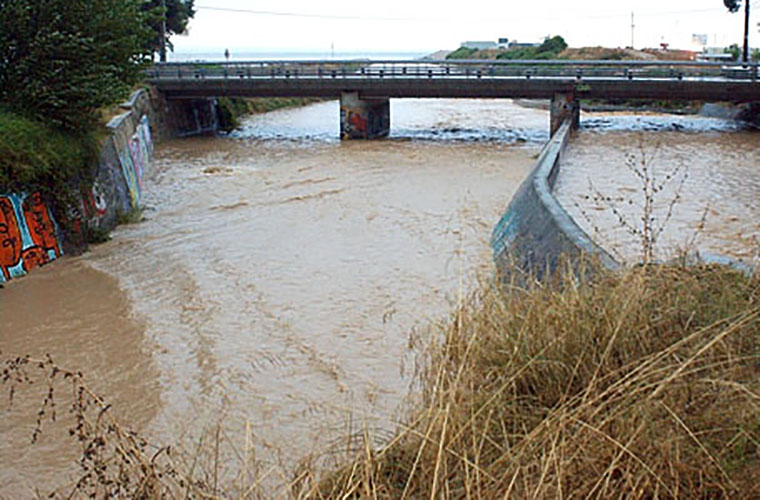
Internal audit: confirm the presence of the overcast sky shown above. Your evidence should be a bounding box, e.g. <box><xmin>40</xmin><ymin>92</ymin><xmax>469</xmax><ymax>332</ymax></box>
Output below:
<box><xmin>171</xmin><ymin>0</ymin><xmax>760</xmax><ymax>55</ymax></box>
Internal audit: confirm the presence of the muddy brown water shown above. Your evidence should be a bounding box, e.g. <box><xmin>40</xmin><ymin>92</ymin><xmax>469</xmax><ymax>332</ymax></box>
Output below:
<box><xmin>555</xmin><ymin>119</ymin><xmax>760</xmax><ymax>266</ymax></box>
<box><xmin>0</xmin><ymin>99</ymin><xmax>543</xmax><ymax>495</ymax></box>
<box><xmin>1</xmin><ymin>102</ymin><xmax>756</xmax><ymax>496</ymax></box>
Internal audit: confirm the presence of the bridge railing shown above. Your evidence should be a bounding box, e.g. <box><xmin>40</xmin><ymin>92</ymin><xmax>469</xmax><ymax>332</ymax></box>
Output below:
<box><xmin>146</xmin><ymin>59</ymin><xmax>760</xmax><ymax>82</ymax></box>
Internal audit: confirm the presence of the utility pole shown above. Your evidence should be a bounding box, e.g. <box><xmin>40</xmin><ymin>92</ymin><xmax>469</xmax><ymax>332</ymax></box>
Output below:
<box><xmin>159</xmin><ymin>0</ymin><xmax>167</xmax><ymax>62</ymax></box>
<box><xmin>631</xmin><ymin>12</ymin><xmax>635</xmax><ymax>49</ymax></box>
<box><xmin>742</xmin><ymin>0</ymin><xmax>750</xmax><ymax>63</ymax></box>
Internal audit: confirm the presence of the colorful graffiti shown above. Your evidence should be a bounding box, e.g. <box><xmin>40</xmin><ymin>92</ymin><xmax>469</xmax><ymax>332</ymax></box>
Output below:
<box><xmin>118</xmin><ymin>115</ymin><xmax>153</xmax><ymax>208</ymax></box>
<box><xmin>348</xmin><ymin>110</ymin><xmax>368</xmax><ymax>134</ymax></box>
<box><xmin>0</xmin><ymin>193</ymin><xmax>62</xmax><ymax>284</ymax></box>
<box><xmin>81</xmin><ymin>182</ymin><xmax>108</xmax><ymax>220</ymax></box>
<box><xmin>340</xmin><ymin>107</ymin><xmax>369</xmax><ymax>139</ymax></box>
<box><xmin>340</xmin><ymin>101</ymin><xmax>390</xmax><ymax>140</ymax></box>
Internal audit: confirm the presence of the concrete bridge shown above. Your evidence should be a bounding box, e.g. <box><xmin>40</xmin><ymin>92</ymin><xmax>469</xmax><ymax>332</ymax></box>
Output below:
<box><xmin>148</xmin><ymin>59</ymin><xmax>760</xmax><ymax>139</ymax></box>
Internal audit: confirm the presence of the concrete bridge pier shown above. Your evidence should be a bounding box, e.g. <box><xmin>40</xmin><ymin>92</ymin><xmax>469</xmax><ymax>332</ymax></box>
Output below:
<box><xmin>340</xmin><ymin>92</ymin><xmax>390</xmax><ymax>140</ymax></box>
<box><xmin>550</xmin><ymin>93</ymin><xmax>580</xmax><ymax>137</ymax></box>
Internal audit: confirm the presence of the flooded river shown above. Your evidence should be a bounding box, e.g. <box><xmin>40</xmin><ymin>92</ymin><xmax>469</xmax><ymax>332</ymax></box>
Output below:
<box><xmin>1</xmin><ymin>99</ymin><xmax>543</xmax><ymax>495</ymax></box>
<box><xmin>1</xmin><ymin>100</ymin><xmax>757</xmax><ymax>496</ymax></box>
<box><xmin>555</xmin><ymin>115</ymin><xmax>760</xmax><ymax>266</ymax></box>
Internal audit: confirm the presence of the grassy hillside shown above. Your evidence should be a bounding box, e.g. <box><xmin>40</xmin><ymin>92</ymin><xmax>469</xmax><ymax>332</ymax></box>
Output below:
<box><xmin>0</xmin><ymin>110</ymin><xmax>98</xmax><ymax>213</ymax></box>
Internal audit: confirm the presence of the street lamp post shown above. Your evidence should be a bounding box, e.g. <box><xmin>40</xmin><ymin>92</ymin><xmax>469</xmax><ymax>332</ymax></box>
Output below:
<box><xmin>742</xmin><ymin>0</ymin><xmax>750</xmax><ymax>63</ymax></box>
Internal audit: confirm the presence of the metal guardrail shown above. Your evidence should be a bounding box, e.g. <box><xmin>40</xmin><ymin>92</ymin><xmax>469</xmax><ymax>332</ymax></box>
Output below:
<box><xmin>146</xmin><ymin>59</ymin><xmax>760</xmax><ymax>82</ymax></box>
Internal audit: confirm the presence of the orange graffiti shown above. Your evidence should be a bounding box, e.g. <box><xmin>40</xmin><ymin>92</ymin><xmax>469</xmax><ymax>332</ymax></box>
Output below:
<box><xmin>23</xmin><ymin>192</ymin><xmax>60</xmax><ymax>258</ymax></box>
<box><xmin>0</xmin><ymin>196</ymin><xmax>22</xmax><ymax>280</ymax></box>
<box><xmin>349</xmin><ymin>111</ymin><xmax>368</xmax><ymax>134</ymax></box>
<box><xmin>21</xmin><ymin>247</ymin><xmax>50</xmax><ymax>273</ymax></box>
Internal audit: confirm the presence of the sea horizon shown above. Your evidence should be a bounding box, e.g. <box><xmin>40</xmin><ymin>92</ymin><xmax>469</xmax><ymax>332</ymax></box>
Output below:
<box><xmin>167</xmin><ymin>49</ymin><xmax>435</xmax><ymax>62</ymax></box>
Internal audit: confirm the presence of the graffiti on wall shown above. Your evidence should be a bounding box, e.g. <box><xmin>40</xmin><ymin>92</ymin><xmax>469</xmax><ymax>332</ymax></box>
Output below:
<box><xmin>79</xmin><ymin>181</ymin><xmax>109</xmax><ymax>229</ymax></box>
<box><xmin>0</xmin><ymin>193</ymin><xmax>63</xmax><ymax>284</ymax></box>
<box><xmin>340</xmin><ymin>107</ymin><xmax>369</xmax><ymax>139</ymax></box>
<box><xmin>340</xmin><ymin>103</ymin><xmax>390</xmax><ymax>140</ymax></box>
<box><xmin>118</xmin><ymin>115</ymin><xmax>153</xmax><ymax>208</ymax></box>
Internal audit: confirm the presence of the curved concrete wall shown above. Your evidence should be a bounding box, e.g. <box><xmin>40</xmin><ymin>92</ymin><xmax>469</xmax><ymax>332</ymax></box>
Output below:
<box><xmin>491</xmin><ymin>119</ymin><xmax>620</xmax><ymax>278</ymax></box>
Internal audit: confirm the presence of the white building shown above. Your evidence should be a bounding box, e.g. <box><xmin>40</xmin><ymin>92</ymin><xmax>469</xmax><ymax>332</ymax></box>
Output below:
<box><xmin>697</xmin><ymin>47</ymin><xmax>735</xmax><ymax>62</ymax></box>
<box><xmin>461</xmin><ymin>41</ymin><xmax>498</xmax><ymax>50</ymax></box>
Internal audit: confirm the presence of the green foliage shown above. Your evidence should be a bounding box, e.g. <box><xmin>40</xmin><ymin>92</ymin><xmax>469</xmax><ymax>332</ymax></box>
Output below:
<box><xmin>724</xmin><ymin>0</ymin><xmax>742</xmax><ymax>13</ymax></box>
<box><xmin>496</xmin><ymin>46</ymin><xmax>538</xmax><ymax>60</ymax></box>
<box><xmin>0</xmin><ymin>0</ymin><xmax>152</xmax><ymax>133</ymax></box>
<box><xmin>142</xmin><ymin>0</ymin><xmax>196</xmax><ymax>60</ymax></box>
<box><xmin>0</xmin><ymin>110</ymin><xmax>97</xmax><ymax>212</ymax></box>
<box><xmin>445</xmin><ymin>47</ymin><xmax>477</xmax><ymax>60</ymax></box>
<box><xmin>216</xmin><ymin>97</ymin><xmax>245</xmax><ymax>132</ymax></box>
<box><xmin>117</xmin><ymin>206</ymin><xmax>145</xmax><ymax>225</ymax></box>
<box><xmin>497</xmin><ymin>35</ymin><xmax>568</xmax><ymax>60</ymax></box>
<box><xmin>725</xmin><ymin>43</ymin><xmax>741</xmax><ymax>60</ymax></box>
<box><xmin>537</xmin><ymin>35</ymin><xmax>568</xmax><ymax>54</ymax></box>
<box><xmin>751</xmin><ymin>48</ymin><xmax>760</xmax><ymax>61</ymax></box>
<box><xmin>86</xmin><ymin>226</ymin><xmax>111</xmax><ymax>244</ymax></box>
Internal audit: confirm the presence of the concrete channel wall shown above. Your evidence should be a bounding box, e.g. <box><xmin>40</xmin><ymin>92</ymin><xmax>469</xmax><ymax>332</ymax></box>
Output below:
<box><xmin>0</xmin><ymin>89</ymin><xmax>157</xmax><ymax>285</ymax></box>
<box><xmin>96</xmin><ymin>89</ymin><xmax>157</xmax><ymax>230</ymax></box>
<box><xmin>491</xmin><ymin>119</ymin><xmax>620</xmax><ymax>278</ymax></box>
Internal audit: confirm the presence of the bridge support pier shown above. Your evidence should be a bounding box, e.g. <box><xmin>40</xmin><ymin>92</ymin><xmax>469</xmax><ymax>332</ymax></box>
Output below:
<box><xmin>550</xmin><ymin>93</ymin><xmax>580</xmax><ymax>137</ymax></box>
<box><xmin>340</xmin><ymin>92</ymin><xmax>390</xmax><ymax>140</ymax></box>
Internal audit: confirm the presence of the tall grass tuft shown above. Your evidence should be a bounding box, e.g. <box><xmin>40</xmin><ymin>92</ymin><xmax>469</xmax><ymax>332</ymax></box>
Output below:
<box><xmin>313</xmin><ymin>261</ymin><xmax>760</xmax><ymax>498</ymax></box>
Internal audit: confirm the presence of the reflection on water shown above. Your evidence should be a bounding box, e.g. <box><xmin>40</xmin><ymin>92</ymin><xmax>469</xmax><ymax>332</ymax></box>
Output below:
<box><xmin>1</xmin><ymin>99</ymin><xmax>542</xmax><ymax>495</ymax></box>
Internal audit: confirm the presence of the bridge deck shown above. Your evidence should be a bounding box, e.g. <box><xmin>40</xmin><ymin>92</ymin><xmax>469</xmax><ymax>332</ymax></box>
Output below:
<box><xmin>149</xmin><ymin>60</ymin><xmax>760</xmax><ymax>102</ymax></box>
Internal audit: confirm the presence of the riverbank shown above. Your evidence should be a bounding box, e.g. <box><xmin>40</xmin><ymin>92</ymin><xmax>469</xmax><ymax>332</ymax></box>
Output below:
<box><xmin>315</xmin><ymin>262</ymin><xmax>760</xmax><ymax>498</ymax></box>
<box><xmin>5</xmin><ymin>260</ymin><xmax>757</xmax><ymax>498</ymax></box>
<box><xmin>0</xmin><ymin>88</ymin><xmax>157</xmax><ymax>285</ymax></box>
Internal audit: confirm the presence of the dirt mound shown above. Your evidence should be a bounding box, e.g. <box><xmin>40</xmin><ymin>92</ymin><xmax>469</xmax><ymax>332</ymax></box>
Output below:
<box><xmin>560</xmin><ymin>46</ymin><xmax>656</xmax><ymax>60</ymax></box>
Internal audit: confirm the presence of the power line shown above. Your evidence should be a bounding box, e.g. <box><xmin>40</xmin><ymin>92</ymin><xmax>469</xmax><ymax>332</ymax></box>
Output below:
<box><xmin>194</xmin><ymin>5</ymin><xmax>421</xmax><ymax>22</ymax></box>
<box><xmin>194</xmin><ymin>4</ymin><xmax>731</xmax><ymax>23</ymax></box>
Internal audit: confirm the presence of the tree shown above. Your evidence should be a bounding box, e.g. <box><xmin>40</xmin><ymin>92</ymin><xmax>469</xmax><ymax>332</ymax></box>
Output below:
<box><xmin>142</xmin><ymin>0</ymin><xmax>196</xmax><ymax>62</ymax></box>
<box><xmin>724</xmin><ymin>0</ymin><xmax>741</xmax><ymax>13</ymax></box>
<box><xmin>725</xmin><ymin>43</ymin><xmax>741</xmax><ymax>60</ymax></box>
<box><xmin>537</xmin><ymin>36</ymin><xmax>568</xmax><ymax>55</ymax></box>
<box><xmin>0</xmin><ymin>0</ymin><xmax>152</xmax><ymax>132</ymax></box>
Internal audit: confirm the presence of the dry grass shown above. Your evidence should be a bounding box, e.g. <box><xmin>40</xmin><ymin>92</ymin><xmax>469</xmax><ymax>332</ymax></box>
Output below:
<box><xmin>311</xmin><ymin>261</ymin><xmax>760</xmax><ymax>499</ymax></box>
